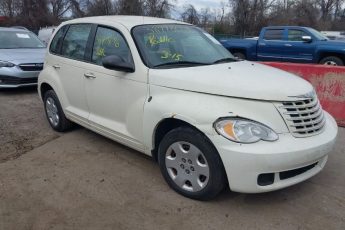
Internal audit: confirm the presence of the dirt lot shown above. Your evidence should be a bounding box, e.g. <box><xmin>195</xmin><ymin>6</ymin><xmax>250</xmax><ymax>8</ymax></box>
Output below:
<box><xmin>0</xmin><ymin>88</ymin><xmax>344</xmax><ymax>230</ymax></box>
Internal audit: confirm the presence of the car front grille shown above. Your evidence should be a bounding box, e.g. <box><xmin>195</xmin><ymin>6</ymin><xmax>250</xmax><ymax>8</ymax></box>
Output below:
<box><xmin>18</xmin><ymin>63</ymin><xmax>44</xmax><ymax>71</ymax></box>
<box><xmin>275</xmin><ymin>97</ymin><xmax>326</xmax><ymax>137</ymax></box>
<box><xmin>0</xmin><ymin>75</ymin><xmax>37</xmax><ymax>85</ymax></box>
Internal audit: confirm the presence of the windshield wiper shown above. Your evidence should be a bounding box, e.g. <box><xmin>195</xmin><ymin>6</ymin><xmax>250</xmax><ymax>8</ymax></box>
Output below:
<box><xmin>153</xmin><ymin>61</ymin><xmax>210</xmax><ymax>68</ymax></box>
<box><xmin>212</xmin><ymin>57</ymin><xmax>239</xmax><ymax>64</ymax></box>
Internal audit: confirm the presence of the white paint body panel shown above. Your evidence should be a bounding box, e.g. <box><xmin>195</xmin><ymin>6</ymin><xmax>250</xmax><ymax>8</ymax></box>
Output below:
<box><xmin>38</xmin><ymin>16</ymin><xmax>338</xmax><ymax>193</ymax></box>
<box><xmin>149</xmin><ymin>61</ymin><xmax>314</xmax><ymax>101</ymax></box>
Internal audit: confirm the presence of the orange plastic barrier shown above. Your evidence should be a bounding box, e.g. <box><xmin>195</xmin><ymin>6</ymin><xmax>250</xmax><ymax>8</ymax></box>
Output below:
<box><xmin>262</xmin><ymin>62</ymin><xmax>345</xmax><ymax>127</ymax></box>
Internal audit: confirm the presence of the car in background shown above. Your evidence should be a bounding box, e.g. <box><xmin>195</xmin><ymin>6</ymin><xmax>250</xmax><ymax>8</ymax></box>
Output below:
<box><xmin>219</xmin><ymin>26</ymin><xmax>345</xmax><ymax>66</ymax></box>
<box><xmin>321</xmin><ymin>31</ymin><xmax>345</xmax><ymax>40</ymax></box>
<box><xmin>10</xmin><ymin>26</ymin><xmax>29</xmax><ymax>31</ymax></box>
<box><xmin>0</xmin><ymin>27</ymin><xmax>46</xmax><ymax>88</ymax></box>
<box><xmin>38</xmin><ymin>26</ymin><xmax>56</xmax><ymax>45</ymax></box>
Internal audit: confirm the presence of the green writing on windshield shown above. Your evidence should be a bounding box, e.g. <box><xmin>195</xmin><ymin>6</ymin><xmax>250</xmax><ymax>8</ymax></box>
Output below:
<box><xmin>148</xmin><ymin>34</ymin><xmax>174</xmax><ymax>46</ymax></box>
<box><xmin>149</xmin><ymin>25</ymin><xmax>178</xmax><ymax>34</ymax></box>
<box><xmin>160</xmin><ymin>50</ymin><xmax>183</xmax><ymax>61</ymax></box>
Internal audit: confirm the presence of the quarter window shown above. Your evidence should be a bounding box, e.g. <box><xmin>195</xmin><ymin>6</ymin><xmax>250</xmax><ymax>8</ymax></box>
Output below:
<box><xmin>92</xmin><ymin>27</ymin><xmax>131</xmax><ymax>65</ymax></box>
<box><xmin>61</xmin><ymin>24</ymin><xmax>92</xmax><ymax>61</ymax></box>
<box><xmin>288</xmin><ymin>30</ymin><xmax>308</xmax><ymax>41</ymax></box>
<box><xmin>50</xmin><ymin>25</ymin><xmax>68</xmax><ymax>54</ymax></box>
<box><xmin>263</xmin><ymin>29</ymin><xmax>284</xmax><ymax>40</ymax></box>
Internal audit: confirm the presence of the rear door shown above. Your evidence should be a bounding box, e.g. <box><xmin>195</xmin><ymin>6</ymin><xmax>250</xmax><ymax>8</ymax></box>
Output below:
<box><xmin>257</xmin><ymin>28</ymin><xmax>285</xmax><ymax>62</ymax></box>
<box><xmin>281</xmin><ymin>29</ymin><xmax>315</xmax><ymax>63</ymax></box>
<box><xmin>53</xmin><ymin>24</ymin><xmax>93</xmax><ymax>125</ymax></box>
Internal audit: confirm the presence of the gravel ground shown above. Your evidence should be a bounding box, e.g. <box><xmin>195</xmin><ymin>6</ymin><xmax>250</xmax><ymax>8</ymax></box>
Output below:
<box><xmin>0</xmin><ymin>87</ymin><xmax>344</xmax><ymax>230</ymax></box>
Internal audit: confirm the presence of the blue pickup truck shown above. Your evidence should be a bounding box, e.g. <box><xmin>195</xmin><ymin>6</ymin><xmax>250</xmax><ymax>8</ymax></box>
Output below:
<box><xmin>219</xmin><ymin>26</ymin><xmax>345</xmax><ymax>66</ymax></box>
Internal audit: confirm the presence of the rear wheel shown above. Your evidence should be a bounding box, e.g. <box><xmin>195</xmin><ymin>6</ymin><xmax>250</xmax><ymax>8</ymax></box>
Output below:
<box><xmin>319</xmin><ymin>56</ymin><xmax>344</xmax><ymax>66</ymax></box>
<box><xmin>43</xmin><ymin>90</ymin><xmax>73</xmax><ymax>132</ymax></box>
<box><xmin>158</xmin><ymin>127</ymin><xmax>226</xmax><ymax>200</ymax></box>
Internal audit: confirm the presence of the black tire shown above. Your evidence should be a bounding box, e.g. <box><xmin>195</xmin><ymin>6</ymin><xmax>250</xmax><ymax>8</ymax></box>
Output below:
<box><xmin>319</xmin><ymin>56</ymin><xmax>344</xmax><ymax>66</ymax></box>
<box><xmin>158</xmin><ymin>127</ymin><xmax>226</xmax><ymax>200</ymax></box>
<box><xmin>43</xmin><ymin>90</ymin><xmax>73</xmax><ymax>132</ymax></box>
<box><xmin>232</xmin><ymin>52</ymin><xmax>246</xmax><ymax>60</ymax></box>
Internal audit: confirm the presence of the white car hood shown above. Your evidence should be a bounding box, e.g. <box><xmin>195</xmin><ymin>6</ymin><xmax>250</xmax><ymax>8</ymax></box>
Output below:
<box><xmin>149</xmin><ymin>61</ymin><xmax>314</xmax><ymax>101</ymax></box>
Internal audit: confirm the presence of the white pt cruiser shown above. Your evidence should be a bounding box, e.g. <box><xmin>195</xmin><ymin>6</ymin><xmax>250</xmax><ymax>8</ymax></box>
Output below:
<box><xmin>38</xmin><ymin>16</ymin><xmax>338</xmax><ymax>200</ymax></box>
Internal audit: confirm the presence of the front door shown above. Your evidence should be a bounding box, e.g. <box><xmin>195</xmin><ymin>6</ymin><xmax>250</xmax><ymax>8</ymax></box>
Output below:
<box><xmin>280</xmin><ymin>29</ymin><xmax>315</xmax><ymax>63</ymax></box>
<box><xmin>84</xmin><ymin>25</ymin><xmax>148</xmax><ymax>151</ymax></box>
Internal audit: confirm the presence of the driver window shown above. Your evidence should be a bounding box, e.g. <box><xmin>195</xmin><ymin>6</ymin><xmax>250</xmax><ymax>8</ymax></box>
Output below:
<box><xmin>288</xmin><ymin>30</ymin><xmax>309</xmax><ymax>41</ymax></box>
<box><xmin>92</xmin><ymin>27</ymin><xmax>131</xmax><ymax>65</ymax></box>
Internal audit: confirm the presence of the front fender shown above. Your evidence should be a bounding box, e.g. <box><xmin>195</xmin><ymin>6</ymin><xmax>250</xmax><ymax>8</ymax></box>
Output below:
<box><xmin>315</xmin><ymin>46</ymin><xmax>345</xmax><ymax>62</ymax></box>
<box><xmin>143</xmin><ymin>85</ymin><xmax>289</xmax><ymax>151</ymax></box>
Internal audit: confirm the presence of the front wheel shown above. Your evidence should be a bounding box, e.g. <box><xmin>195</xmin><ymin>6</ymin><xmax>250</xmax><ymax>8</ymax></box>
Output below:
<box><xmin>232</xmin><ymin>52</ymin><xmax>246</xmax><ymax>60</ymax></box>
<box><xmin>319</xmin><ymin>56</ymin><xmax>344</xmax><ymax>66</ymax></box>
<box><xmin>158</xmin><ymin>127</ymin><xmax>226</xmax><ymax>200</ymax></box>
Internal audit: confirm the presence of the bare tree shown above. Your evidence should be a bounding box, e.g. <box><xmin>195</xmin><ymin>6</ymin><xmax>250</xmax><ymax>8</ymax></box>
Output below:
<box><xmin>143</xmin><ymin>0</ymin><xmax>174</xmax><ymax>18</ymax></box>
<box><xmin>181</xmin><ymin>4</ymin><xmax>199</xmax><ymax>24</ymax></box>
<box><xmin>116</xmin><ymin>0</ymin><xmax>144</xmax><ymax>15</ymax></box>
<box><xmin>199</xmin><ymin>7</ymin><xmax>211</xmax><ymax>28</ymax></box>
<box><xmin>49</xmin><ymin>0</ymin><xmax>71</xmax><ymax>23</ymax></box>
<box><xmin>317</xmin><ymin>0</ymin><xmax>336</xmax><ymax>21</ymax></box>
<box><xmin>69</xmin><ymin>0</ymin><xmax>87</xmax><ymax>18</ymax></box>
<box><xmin>86</xmin><ymin>0</ymin><xmax>115</xmax><ymax>16</ymax></box>
<box><xmin>1</xmin><ymin>0</ymin><xmax>345</xmax><ymax>35</ymax></box>
<box><xmin>0</xmin><ymin>0</ymin><xmax>18</xmax><ymax>17</ymax></box>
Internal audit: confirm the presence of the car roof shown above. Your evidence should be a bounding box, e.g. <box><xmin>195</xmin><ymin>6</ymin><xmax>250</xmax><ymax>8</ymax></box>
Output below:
<box><xmin>62</xmin><ymin>15</ymin><xmax>189</xmax><ymax>29</ymax></box>
<box><xmin>263</xmin><ymin>26</ymin><xmax>311</xmax><ymax>30</ymax></box>
<box><xmin>0</xmin><ymin>27</ymin><xmax>31</xmax><ymax>32</ymax></box>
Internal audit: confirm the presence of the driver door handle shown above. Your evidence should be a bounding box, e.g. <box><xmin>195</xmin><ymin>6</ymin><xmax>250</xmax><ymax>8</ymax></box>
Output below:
<box><xmin>84</xmin><ymin>72</ymin><xmax>96</xmax><ymax>79</ymax></box>
<box><xmin>284</xmin><ymin>44</ymin><xmax>292</xmax><ymax>47</ymax></box>
<box><xmin>53</xmin><ymin>64</ymin><xmax>61</xmax><ymax>69</ymax></box>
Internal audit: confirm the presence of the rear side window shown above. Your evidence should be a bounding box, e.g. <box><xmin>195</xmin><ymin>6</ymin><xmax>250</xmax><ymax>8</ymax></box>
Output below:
<box><xmin>91</xmin><ymin>27</ymin><xmax>131</xmax><ymax>65</ymax></box>
<box><xmin>288</xmin><ymin>29</ymin><xmax>308</xmax><ymax>41</ymax></box>
<box><xmin>263</xmin><ymin>29</ymin><xmax>284</xmax><ymax>40</ymax></box>
<box><xmin>50</xmin><ymin>25</ymin><xmax>68</xmax><ymax>54</ymax></box>
<box><xmin>61</xmin><ymin>24</ymin><xmax>92</xmax><ymax>61</ymax></box>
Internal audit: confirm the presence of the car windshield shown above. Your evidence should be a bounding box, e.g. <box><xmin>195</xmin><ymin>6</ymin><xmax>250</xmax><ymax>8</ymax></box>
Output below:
<box><xmin>0</xmin><ymin>31</ymin><xmax>46</xmax><ymax>49</ymax></box>
<box><xmin>307</xmin><ymin>28</ymin><xmax>329</xmax><ymax>41</ymax></box>
<box><xmin>132</xmin><ymin>24</ymin><xmax>237</xmax><ymax>68</ymax></box>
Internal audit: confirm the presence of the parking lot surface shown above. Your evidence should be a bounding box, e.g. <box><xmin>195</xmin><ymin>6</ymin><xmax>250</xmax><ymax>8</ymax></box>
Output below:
<box><xmin>0</xmin><ymin>88</ymin><xmax>344</xmax><ymax>230</ymax></box>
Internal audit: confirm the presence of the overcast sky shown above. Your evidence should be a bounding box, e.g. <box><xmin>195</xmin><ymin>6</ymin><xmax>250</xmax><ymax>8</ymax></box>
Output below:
<box><xmin>171</xmin><ymin>0</ymin><xmax>226</xmax><ymax>19</ymax></box>
<box><xmin>176</xmin><ymin>0</ymin><xmax>225</xmax><ymax>10</ymax></box>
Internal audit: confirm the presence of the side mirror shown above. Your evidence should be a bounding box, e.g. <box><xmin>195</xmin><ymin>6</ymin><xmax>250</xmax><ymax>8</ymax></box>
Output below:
<box><xmin>102</xmin><ymin>55</ymin><xmax>135</xmax><ymax>73</ymax></box>
<box><xmin>302</xmin><ymin>36</ymin><xmax>312</xmax><ymax>43</ymax></box>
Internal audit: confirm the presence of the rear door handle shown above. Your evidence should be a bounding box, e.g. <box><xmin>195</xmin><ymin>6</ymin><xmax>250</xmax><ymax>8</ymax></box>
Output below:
<box><xmin>284</xmin><ymin>44</ymin><xmax>292</xmax><ymax>47</ymax></box>
<box><xmin>53</xmin><ymin>64</ymin><xmax>61</xmax><ymax>69</ymax></box>
<box><xmin>84</xmin><ymin>72</ymin><xmax>96</xmax><ymax>79</ymax></box>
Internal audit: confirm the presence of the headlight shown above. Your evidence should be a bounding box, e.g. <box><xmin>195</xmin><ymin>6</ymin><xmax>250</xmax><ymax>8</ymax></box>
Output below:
<box><xmin>214</xmin><ymin>118</ymin><xmax>279</xmax><ymax>143</ymax></box>
<box><xmin>0</xmin><ymin>61</ymin><xmax>15</xmax><ymax>68</ymax></box>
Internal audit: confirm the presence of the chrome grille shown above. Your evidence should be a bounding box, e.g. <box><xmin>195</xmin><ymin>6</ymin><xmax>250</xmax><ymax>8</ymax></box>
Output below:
<box><xmin>275</xmin><ymin>97</ymin><xmax>326</xmax><ymax>137</ymax></box>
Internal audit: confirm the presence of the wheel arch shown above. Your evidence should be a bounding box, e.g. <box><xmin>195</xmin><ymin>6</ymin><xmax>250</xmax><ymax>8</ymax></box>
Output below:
<box><xmin>151</xmin><ymin>117</ymin><xmax>217</xmax><ymax>163</ymax></box>
<box><xmin>317</xmin><ymin>51</ymin><xmax>345</xmax><ymax>64</ymax></box>
<box><xmin>228</xmin><ymin>48</ymin><xmax>247</xmax><ymax>59</ymax></box>
<box><xmin>40</xmin><ymin>82</ymin><xmax>54</xmax><ymax>100</ymax></box>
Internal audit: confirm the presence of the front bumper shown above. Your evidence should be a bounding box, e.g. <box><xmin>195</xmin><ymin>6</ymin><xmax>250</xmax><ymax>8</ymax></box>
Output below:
<box><xmin>0</xmin><ymin>66</ymin><xmax>40</xmax><ymax>88</ymax></box>
<box><xmin>208</xmin><ymin>111</ymin><xmax>338</xmax><ymax>193</ymax></box>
